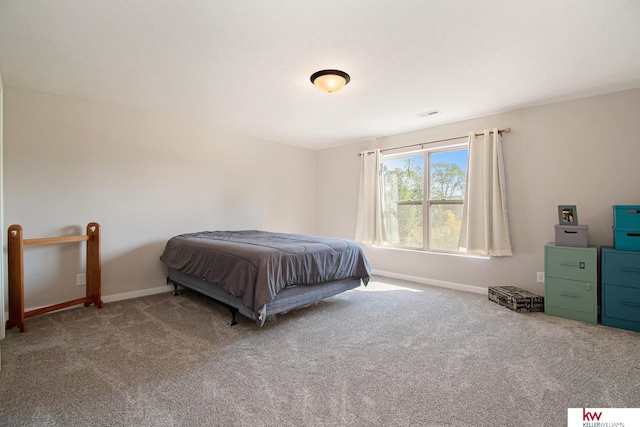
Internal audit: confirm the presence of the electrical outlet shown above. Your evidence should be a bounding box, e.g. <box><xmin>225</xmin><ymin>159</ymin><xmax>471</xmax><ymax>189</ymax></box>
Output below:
<box><xmin>536</xmin><ymin>272</ymin><xmax>545</xmax><ymax>283</ymax></box>
<box><xmin>76</xmin><ymin>273</ymin><xmax>86</xmax><ymax>286</ymax></box>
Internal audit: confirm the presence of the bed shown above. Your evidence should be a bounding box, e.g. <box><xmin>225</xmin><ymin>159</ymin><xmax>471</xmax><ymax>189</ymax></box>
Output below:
<box><xmin>159</xmin><ymin>230</ymin><xmax>371</xmax><ymax>326</ymax></box>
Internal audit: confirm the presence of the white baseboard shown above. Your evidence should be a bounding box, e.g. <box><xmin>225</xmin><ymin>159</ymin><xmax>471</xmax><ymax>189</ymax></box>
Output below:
<box><xmin>20</xmin><ymin>285</ymin><xmax>172</xmax><ymax>315</ymax></box>
<box><xmin>101</xmin><ymin>285</ymin><xmax>171</xmax><ymax>304</ymax></box>
<box><xmin>371</xmin><ymin>269</ymin><xmax>488</xmax><ymax>295</ymax></box>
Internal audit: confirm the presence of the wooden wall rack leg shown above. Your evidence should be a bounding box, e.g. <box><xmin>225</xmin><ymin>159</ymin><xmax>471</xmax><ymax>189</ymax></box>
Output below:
<box><xmin>6</xmin><ymin>222</ymin><xmax>103</xmax><ymax>333</ymax></box>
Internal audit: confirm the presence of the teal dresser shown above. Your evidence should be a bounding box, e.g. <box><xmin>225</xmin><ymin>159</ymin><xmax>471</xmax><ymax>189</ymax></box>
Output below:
<box><xmin>544</xmin><ymin>243</ymin><xmax>598</xmax><ymax>324</ymax></box>
<box><xmin>601</xmin><ymin>247</ymin><xmax>640</xmax><ymax>332</ymax></box>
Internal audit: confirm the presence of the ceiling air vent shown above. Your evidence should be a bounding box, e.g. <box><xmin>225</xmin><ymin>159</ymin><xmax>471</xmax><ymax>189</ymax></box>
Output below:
<box><xmin>415</xmin><ymin>110</ymin><xmax>441</xmax><ymax>118</ymax></box>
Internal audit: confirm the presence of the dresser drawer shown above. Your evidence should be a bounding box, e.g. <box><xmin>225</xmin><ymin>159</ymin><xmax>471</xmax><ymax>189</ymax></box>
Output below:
<box><xmin>545</xmin><ymin>245</ymin><xmax>596</xmax><ymax>282</ymax></box>
<box><xmin>545</xmin><ymin>278</ymin><xmax>596</xmax><ymax>314</ymax></box>
<box><xmin>602</xmin><ymin>250</ymin><xmax>640</xmax><ymax>288</ymax></box>
<box><xmin>603</xmin><ymin>285</ymin><xmax>640</xmax><ymax>323</ymax></box>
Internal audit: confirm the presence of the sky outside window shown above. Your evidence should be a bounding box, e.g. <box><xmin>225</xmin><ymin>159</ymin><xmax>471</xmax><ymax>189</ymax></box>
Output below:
<box><xmin>384</xmin><ymin>149</ymin><xmax>467</xmax><ymax>173</ymax></box>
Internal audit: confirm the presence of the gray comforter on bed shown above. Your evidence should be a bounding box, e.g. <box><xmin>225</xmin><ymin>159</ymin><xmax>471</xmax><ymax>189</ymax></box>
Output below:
<box><xmin>160</xmin><ymin>230</ymin><xmax>371</xmax><ymax>319</ymax></box>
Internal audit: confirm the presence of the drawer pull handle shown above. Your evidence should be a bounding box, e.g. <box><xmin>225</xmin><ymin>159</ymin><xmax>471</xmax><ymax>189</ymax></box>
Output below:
<box><xmin>626</xmin><ymin>233</ymin><xmax>640</xmax><ymax>237</ymax></box>
<box><xmin>621</xmin><ymin>301</ymin><xmax>640</xmax><ymax>308</ymax></box>
<box><xmin>621</xmin><ymin>268</ymin><xmax>640</xmax><ymax>273</ymax></box>
<box><xmin>625</xmin><ymin>209</ymin><xmax>640</xmax><ymax>214</ymax></box>
<box><xmin>560</xmin><ymin>292</ymin><xmax>580</xmax><ymax>298</ymax></box>
<box><xmin>560</xmin><ymin>261</ymin><xmax>586</xmax><ymax>269</ymax></box>
<box><xmin>563</xmin><ymin>230</ymin><xmax>578</xmax><ymax>234</ymax></box>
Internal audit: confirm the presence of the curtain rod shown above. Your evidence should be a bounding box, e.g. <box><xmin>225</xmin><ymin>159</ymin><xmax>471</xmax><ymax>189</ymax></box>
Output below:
<box><xmin>358</xmin><ymin>127</ymin><xmax>511</xmax><ymax>156</ymax></box>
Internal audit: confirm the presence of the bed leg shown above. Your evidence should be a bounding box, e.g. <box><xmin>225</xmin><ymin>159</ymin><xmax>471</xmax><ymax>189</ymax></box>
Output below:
<box><xmin>227</xmin><ymin>308</ymin><xmax>238</xmax><ymax>327</ymax></box>
<box><xmin>167</xmin><ymin>277</ymin><xmax>181</xmax><ymax>296</ymax></box>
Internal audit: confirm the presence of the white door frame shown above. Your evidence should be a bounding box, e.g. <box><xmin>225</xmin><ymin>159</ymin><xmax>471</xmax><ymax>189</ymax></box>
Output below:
<box><xmin>1</xmin><ymin>71</ymin><xmax>5</xmax><ymax>341</ymax></box>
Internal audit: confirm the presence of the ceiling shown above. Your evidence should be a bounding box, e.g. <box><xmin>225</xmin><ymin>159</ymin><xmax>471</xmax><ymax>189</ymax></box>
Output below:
<box><xmin>1</xmin><ymin>1</ymin><xmax>639</xmax><ymax>150</ymax></box>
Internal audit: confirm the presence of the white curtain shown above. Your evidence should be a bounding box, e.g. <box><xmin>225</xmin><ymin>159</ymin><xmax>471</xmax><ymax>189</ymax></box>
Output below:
<box><xmin>458</xmin><ymin>129</ymin><xmax>512</xmax><ymax>256</ymax></box>
<box><xmin>355</xmin><ymin>149</ymin><xmax>387</xmax><ymax>245</ymax></box>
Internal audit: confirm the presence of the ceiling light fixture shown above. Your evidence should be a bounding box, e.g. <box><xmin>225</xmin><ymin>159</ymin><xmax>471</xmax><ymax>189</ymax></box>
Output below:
<box><xmin>310</xmin><ymin>69</ymin><xmax>350</xmax><ymax>93</ymax></box>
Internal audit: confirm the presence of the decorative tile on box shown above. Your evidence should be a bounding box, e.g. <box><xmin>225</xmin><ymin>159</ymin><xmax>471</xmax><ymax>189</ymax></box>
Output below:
<box><xmin>488</xmin><ymin>286</ymin><xmax>544</xmax><ymax>313</ymax></box>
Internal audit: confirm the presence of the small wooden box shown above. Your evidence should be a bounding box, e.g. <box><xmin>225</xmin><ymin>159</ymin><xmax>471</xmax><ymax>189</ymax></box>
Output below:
<box><xmin>488</xmin><ymin>286</ymin><xmax>544</xmax><ymax>313</ymax></box>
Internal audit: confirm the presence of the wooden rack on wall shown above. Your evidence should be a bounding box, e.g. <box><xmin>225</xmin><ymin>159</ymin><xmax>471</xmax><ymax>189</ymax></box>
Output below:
<box><xmin>6</xmin><ymin>222</ymin><xmax>103</xmax><ymax>333</ymax></box>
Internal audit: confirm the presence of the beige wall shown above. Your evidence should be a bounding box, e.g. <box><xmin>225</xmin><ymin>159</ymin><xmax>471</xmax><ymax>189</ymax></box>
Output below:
<box><xmin>3</xmin><ymin>85</ymin><xmax>640</xmax><ymax>314</ymax></box>
<box><xmin>3</xmin><ymin>85</ymin><xmax>317</xmax><ymax>310</ymax></box>
<box><xmin>317</xmin><ymin>88</ymin><xmax>640</xmax><ymax>295</ymax></box>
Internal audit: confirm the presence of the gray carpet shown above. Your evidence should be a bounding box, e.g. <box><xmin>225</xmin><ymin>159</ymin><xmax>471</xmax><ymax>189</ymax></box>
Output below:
<box><xmin>1</xmin><ymin>275</ymin><xmax>639</xmax><ymax>426</ymax></box>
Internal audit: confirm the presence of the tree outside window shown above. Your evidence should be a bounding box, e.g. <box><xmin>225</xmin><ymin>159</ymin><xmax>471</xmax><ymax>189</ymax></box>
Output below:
<box><xmin>382</xmin><ymin>146</ymin><xmax>468</xmax><ymax>252</ymax></box>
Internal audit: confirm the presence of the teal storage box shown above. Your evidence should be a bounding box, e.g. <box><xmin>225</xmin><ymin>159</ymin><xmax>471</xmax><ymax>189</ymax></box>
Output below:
<box><xmin>614</xmin><ymin>229</ymin><xmax>640</xmax><ymax>251</ymax></box>
<box><xmin>612</xmin><ymin>206</ymin><xmax>640</xmax><ymax>251</ymax></box>
<box><xmin>613</xmin><ymin>205</ymin><xmax>640</xmax><ymax>229</ymax></box>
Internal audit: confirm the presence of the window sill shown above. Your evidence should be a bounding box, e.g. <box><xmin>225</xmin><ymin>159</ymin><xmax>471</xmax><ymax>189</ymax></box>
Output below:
<box><xmin>370</xmin><ymin>244</ymin><xmax>490</xmax><ymax>259</ymax></box>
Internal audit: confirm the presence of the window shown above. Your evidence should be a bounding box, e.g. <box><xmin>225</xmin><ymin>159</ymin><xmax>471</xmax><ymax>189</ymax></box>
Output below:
<box><xmin>381</xmin><ymin>144</ymin><xmax>468</xmax><ymax>252</ymax></box>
